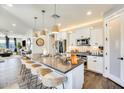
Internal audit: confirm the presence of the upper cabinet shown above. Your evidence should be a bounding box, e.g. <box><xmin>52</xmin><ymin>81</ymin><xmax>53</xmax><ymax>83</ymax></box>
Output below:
<box><xmin>69</xmin><ymin>28</ymin><xmax>91</xmax><ymax>46</ymax></box>
<box><xmin>56</xmin><ymin>23</ymin><xmax>104</xmax><ymax>47</ymax></box>
<box><xmin>56</xmin><ymin>32</ymin><xmax>67</xmax><ymax>40</ymax></box>
<box><xmin>69</xmin><ymin>27</ymin><xmax>103</xmax><ymax>46</ymax></box>
<box><xmin>56</xmin><ymin>32</ymin><xmax>62</xmax><ymax>40</ymax></box>
<box><xmin>90</xmin><ymin>28</ymin><xmax>103</xmax><ymax>46</ymax></box>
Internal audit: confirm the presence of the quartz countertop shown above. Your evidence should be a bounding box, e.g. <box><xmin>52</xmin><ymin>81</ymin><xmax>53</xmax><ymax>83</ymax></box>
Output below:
<box><xmin>31</xmin><ymin>56</ymin><xmax>84</xmax><ymax>74</ymax></box>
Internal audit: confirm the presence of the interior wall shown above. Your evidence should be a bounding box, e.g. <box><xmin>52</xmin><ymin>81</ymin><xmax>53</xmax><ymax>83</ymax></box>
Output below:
<box><xmin>32</xmin><ymin>35</ymin><xmax>49</xmax><ymax>54</ymax></box>
<box><xmin>32</xmin><ymin>22</ymin><xmax>103</xmax><ymax>54</ymax></box>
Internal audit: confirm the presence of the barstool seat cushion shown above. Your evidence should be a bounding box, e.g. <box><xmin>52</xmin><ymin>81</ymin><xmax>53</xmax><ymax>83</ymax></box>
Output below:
<box><xmin>25</xmin><ymin>60</ymin><xmax>34</xmax><ymax>64</ymax></box>
<box><xmin>21</xmin><ymin>56</ymin><xmax>30</xmax><ymax>60</ymax></box>
<box><xmin>38</xmin><ymin>68</ymin><xmax>53</xmax><ymax>77</ymax></box>
<box><xmin>42</xmin><ymin>72</ymin><xmax>66</xmax><ymax>87</ymax></box>
<box><xmin>32</xmin><ymin>64</ymin><xmax>41</xmax><ymax>68</ymax></box>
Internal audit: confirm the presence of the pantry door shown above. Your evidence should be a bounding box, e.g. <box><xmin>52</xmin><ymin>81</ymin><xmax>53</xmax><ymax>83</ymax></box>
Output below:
<box><xmin>107</xmin><ymin>14</ymin><xmax>124</xmax><ymax>87</ymax></box>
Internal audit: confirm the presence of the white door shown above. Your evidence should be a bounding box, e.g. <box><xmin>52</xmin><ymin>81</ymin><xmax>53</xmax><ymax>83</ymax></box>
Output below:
<box><xmin>107</xmin><ymin>15</ymin><xmax>124</xmax><ymax>87</ymax></box>
<box><xmin>120</xmin><ymin>12</ymin><xmax>124</xmax><ymax>85</ymax></box>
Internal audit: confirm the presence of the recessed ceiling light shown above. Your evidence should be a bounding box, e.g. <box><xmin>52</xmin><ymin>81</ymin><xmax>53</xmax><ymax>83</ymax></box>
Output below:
<box><xmin>12</xmin><ymin>24</ymin><xmax>16</xmax><ymax>27</ymax></box>
<box><xmin>6</xmin><ymin>4</ymin><xmax>13</xmax><ymax>7</ymax></box>
<box><xmin>87</xmin><ymin>11</ymin><xmax>92</xmax><ymax>16</ymax></box>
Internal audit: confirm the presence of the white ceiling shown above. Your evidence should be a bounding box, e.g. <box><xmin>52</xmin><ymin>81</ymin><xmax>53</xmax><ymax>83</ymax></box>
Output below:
<box><xmin>0</xmin><ymin>4</ymin><xmax>122</xmax><ymax>35</ymax></box>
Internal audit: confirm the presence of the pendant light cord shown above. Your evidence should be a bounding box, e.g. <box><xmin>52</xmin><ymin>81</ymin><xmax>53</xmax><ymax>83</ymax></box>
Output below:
<box><xmin>34</xmin><ymin>17</ymin><xmax>37</xmax><ymax>32</ymax></box>
<box><xmin>54</xmin><ymin>4</ymin><xmax>57</xmax><ymax>24</ymax></box>
<box><xmin>42</xmin><ymin>10</ymin><xmax>45</xmax><ymax>29</ymax></box>
<box><xmin>55</xmin><ymin>4</ymin><xmax>56</xmax><ymax>15</ymax></box>
<box><xmin>53</xmin><ymin>4</ymin><xmax>60</xmax><ymax>25</ymax></box>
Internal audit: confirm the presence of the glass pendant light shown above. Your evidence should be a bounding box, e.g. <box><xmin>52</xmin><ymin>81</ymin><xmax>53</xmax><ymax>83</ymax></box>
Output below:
<box><xmin>51</xmin><ymin>4</ymin><xmax>61</xmax><ymax>34</ymax></box>
<box><xmin>33</xmin><ymin>16</ymin><xmax>38</xmax><ymax>37</ymax></box>
<box><xmin>40</xmin><ymin>10</ymin><xmax>48</xmax><ymax>36</ymax></box>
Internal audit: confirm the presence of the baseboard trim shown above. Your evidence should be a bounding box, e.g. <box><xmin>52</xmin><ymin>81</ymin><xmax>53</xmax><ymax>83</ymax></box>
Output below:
<box><xmin>103</xmin><ymin>73</ymin><xmax>109</xmax><ymax>78</ymax></box>
<box><xmin>108</xmin><ymin>74</ymin><xmax>124</xmax><ymax>87</ymax></box>
<box><xmin>85</xmin><ymin>69</ymin><xmax>103</xmax><ymax>75</ymax></box>
<box><xmin>102</xmin><ymin>72</ymin><xmax>124</xmax><ymax>88</ymax></box>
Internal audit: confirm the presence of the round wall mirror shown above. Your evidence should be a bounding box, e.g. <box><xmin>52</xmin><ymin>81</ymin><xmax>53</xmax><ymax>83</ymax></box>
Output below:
<box><xmin>36</xmin><ymin>38</ymin><xmax>44</xmax><ymax>46</ymax></box>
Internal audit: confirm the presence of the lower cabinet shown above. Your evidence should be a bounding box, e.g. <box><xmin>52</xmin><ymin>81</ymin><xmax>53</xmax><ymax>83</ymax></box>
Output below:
<box><xmin>87</xmin><ymin>56</ymin><xmax>103</xmax><ymax>74</ymax></box>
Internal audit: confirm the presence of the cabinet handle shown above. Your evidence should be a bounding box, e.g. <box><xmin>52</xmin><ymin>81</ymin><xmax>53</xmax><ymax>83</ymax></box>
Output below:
<box><xmin>117</xmin><ymin>57</ymin><xmax>124</xmax><ymax>60</ymax></box>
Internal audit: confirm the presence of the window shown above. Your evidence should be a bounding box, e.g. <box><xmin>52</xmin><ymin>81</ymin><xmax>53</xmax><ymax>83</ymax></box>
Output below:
<box><xmin>0</xmin><ymin>38</ymin><xmax>15</xmax><ymax>51</ymax></box>
<box><xmin>0</xmin><ymin>39</ymin><xmax>6</xmax><ymax>48</ymax></box>
<box><xmin>9</xmin><ymin>39</ymin><xmax>15</xmax><ymax>51</ymax></box>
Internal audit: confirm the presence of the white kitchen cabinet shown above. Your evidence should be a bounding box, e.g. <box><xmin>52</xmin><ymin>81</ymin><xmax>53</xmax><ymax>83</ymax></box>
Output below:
<box><xmin>61</xmin><ymin>32</ymin><xmax>67</xmax><ymax>39</ymax></box>
<box><xmin>90</xmin><ymin>29</ymin><xmax>103</xmax><ymax>46</ymax></box>
<box><xmin>56</xmin><ymin>32</ymin><xmax>62</xmax><ymax>40</ymax></box>
<box><xmin>69</xmin><ymin>33</ymin><xmax>76</xmax><ymax>46</ymax></box>
<box><xmin>69</xmin><ymin>28</ymin><xmax>90</xmax><ymax>46</ymax></box>
<box><xmin>56</xmin><ymin>32</ymin><xmax>67</xmax><ymax>40</ymax></box>
<box><xmin>69</xmin><ymin>28</ymin><xmax>103</xmax><ymax>46</ymax></box>
<box><xmin>87</xmin><ymin>55</ymin><xmax>103</xmax><ymax>74</ymax></box>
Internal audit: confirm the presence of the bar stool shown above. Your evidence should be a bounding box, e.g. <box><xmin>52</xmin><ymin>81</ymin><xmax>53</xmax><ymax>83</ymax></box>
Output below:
<box><xmin>41</xmin><ymin>72</ymin><xmax>67</xmax><ymax>89</ymax></box>
<box><xmin>31</xmin><ymin>64</ymin><xmax>42</xmax><ymax>75</ymax></box>
<box><xmin>25</xmin><ymin>60</ymin><xmax>34</xmax><ymax>63</ymax></box>
<box><xmin>37</xmin><ymin>67</ymin><xmax>53</xmax><ymax>89</ymax></box>
<box><xmin>30</xmin><ymin>64</ymin><xmax>43</xmax><ymax>89</ymax></box>
<box><xmin>32</xmin><ymin>64</ymin><xmax>41</xmax><ymax>68</ymax></box>
<box><xmin>38</xmin><ymin>67</ymin><xmax>53</xmax><ymax>76</ymax></box>
<box><xmin>19</xmin><ymin>68</ymin><xmax>41</xmax><ymax>89</ymax></box>
<box><xmin>18</xmin><ymin>64</ymin><xmax>29</xmax><ymax>81</ymax></box>
<box><xmin>18</xmin><ymin>64</ymin><xmax>42</xmax><ymax>89</ymax></box>
<box><xmin>20</xmin><ymin>64</ymin><xmax>25</xmax><ymax>75</ymax></box>
<box><xmin>18</xmin><ymin>66</ymin><xmax>31</xmax><ymax>88</ymax></box>
<box><xmin>20</xmin><ymin>59</ymin><xmax>43</xmax><ymax>89</ymax></box>
<box><xmin>23</xmin><ymin>60</ymin><xmax>35</xmax><ymax>70</ymax></box>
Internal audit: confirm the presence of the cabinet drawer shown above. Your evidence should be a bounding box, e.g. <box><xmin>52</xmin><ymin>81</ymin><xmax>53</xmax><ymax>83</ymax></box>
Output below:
<box><xmin>87</xmin><ymin>60</ymin><xmax>97</xmax><ymax>71</ymax></box>
<box><xmin>87</xmin><ymin>56</ymin><xmax>103</xmax><ymax>73</ymax></box>
<box><xmin>88</xmin><ymin>56</ymin><xmax>103</xmax><ymax>61</ymax></box>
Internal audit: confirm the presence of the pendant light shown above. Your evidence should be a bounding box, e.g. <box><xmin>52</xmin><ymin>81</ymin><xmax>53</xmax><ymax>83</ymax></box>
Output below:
<box><xmin>51</xmin><ymin>4</ymin><xmax>61</xmax><ymax>33</ymax></box>
<box><xmin>33</xmin><ymin>16</ymin><xmax>38</xmax><ymax>37</ymax></box>
<box><xmin>40</xmin><ymin>10</ymin><xmax>47</xmax><ymax>36</ymax></box>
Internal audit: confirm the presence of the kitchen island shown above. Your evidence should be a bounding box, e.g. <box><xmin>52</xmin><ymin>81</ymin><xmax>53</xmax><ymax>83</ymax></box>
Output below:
<box><xmin>23</xmin><ymin>55</ymin><xmax>84</xmax><ymax>89</ymax></box>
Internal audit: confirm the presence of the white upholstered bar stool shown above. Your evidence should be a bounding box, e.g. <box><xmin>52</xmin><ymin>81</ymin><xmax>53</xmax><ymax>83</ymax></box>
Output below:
<box><xmin>41</xmin><ymin>72</ymin><xmax>67</xmax><ymax>89</ymax></box>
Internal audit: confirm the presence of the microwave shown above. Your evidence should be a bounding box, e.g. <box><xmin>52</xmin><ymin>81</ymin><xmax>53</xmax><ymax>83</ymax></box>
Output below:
<box><xmin>77</xmin><ymin>38</ymin><xmax>90</xmax><ymax>46</ymax></box>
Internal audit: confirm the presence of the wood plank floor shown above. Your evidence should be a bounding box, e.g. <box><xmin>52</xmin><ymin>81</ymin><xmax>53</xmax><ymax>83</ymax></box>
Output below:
<box><xmin>83</xmin><ymin>70</ymin><xmax>123</xmax><ymax>89</ymax></box>
<box><xmin>0</xmin><ymin>59</ymin><xmax>123</xmax><ymax>89</ymax></box>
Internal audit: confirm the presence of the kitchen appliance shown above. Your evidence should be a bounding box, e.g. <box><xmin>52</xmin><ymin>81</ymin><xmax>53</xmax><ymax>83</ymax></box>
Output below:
<box><xmin>55</xmin><ymin>40</ymin><xmax>67</xmax><ymax>53</ymax></box>
<box><xmin>77</xmin><ymin>38</ymin><xmax>90</xmax><ymax>46</ymax></box>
